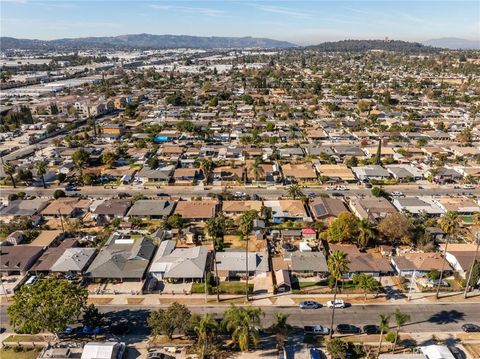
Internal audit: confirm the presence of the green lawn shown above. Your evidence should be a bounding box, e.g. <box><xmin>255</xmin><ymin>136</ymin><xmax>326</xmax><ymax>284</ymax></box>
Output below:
<box><xmin>0</xmin><ymin>348</ymin><xmax>41</xmax><ymax>359</ymax></box>
<box><xmin>191</xmin><ymin>282</ymin><xmax>253</xmax><ymax>295</ymax></box>
<box><xmin>4</xmin><ymin>335</ymin><xmax>46</xmax><ymax>342</ymax></box>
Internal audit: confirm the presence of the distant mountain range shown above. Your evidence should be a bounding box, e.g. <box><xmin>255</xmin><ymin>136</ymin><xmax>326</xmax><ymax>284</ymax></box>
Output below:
<box><xmin>308</xmin><ymin>39</ymin><xmax>440</xmax><ymax>53</ymax></box>
<box><xmin>0</xmin><ymin>34</ymin><xmax>296</xmax><ymax>50</ymax></box>
<box><xmin>422</xmin><ymin>37</ymin><xmax>480</xmax><ymax>50</ymax></box>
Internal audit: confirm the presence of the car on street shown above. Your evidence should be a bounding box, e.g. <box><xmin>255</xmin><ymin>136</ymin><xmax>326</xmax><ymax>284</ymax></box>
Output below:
<box><xmin>462</xmin><ymin>184</ymin><xmax>475</xmax><ymax>189</ymax></box>
<box><xmin>362</xmin><ymin>325</ymin><xmax>380</xmax><ymax>334</ymax></box>
<box><xmin>326</xmin><ymin>299</ymin><xmax>346</xmax><ymax>308</ymax></box>
<box><xmin>304</xmin><ymin>325</ymin><xmax>330</xmax><ymax>335</ymax></box>
<box><xmin>307</xmin><ymin>192</ymin><xmax>316</xmax><ymax>198</ymax></box>
<box><xmin>462</xmin><ymin>323</ymin><xmax>480</xmax><ymax>332</ymax></box>
<box><xmin>65</xmin><ymin>184</ymin><xmax>78</xmax><ymax>191</ymax></box>
<box><xmin>336</xmin><ymin>324</ymin><xmax>361</xmax><ymax>334</ymax></box>
<box><xmin>390</xmin><ymin>191</ymin><xmax>404</xmax><ymax>197</ymax></box>
<box><xmin>299</xmin><ymin>300</ymin><xmax>322</xmax><ymax>309</ymax></box>
<box><xmin>234</xmin><ymin>191</ymin><xmax>247</xmax><ymax>197</ymax></box>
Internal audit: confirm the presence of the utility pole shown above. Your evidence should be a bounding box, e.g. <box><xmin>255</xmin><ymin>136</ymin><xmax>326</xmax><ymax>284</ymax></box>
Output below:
<box><xmin>464</xmin><ymin>233</ymin><xmax>480</xmax><ymax>299</ymax></box>
<box><xmin>436</xmin><ymin>235</ymin><xmax>450</xmax><ymax>299</ymax></box>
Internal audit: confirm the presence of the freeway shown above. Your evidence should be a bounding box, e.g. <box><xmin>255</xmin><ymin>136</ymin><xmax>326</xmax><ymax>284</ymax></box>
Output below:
<box><xmin>1</xmin><ymin>183</ymin><xmax>479</xmax><ymax>200</ymax></box>
<box><xmin>1</xmin><ymin>303</ymin><xmax>478</xmax><ymax>334</ymax></box>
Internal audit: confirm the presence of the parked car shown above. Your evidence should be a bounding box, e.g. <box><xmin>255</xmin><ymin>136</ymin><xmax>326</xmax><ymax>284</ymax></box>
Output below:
<box><xmin>326</xmin><ymin>299</ymin><xmax>346</xmax><ymax>308</ymax></box>
<box><xmin>25</xmin><ymin>275</ymin><xmax>37</xmax><ymax>286</ymax></box>
<box><xmin>462</xmin><ymin>184</ymin><xmax>475</xmax><ymax>189</ymax></box>
<box><xmin>390</xmin><ymin>191</ymin><xmax>404</xmax><ymax>197</ymax></box>
<box><xmin>299</xmin><ymin>301</ymin><xmax>321</xmax><ymax>309</ymax></box>
<box><xmin>304</xmin><ymin>325</ymin><xmax>330</xmax><ymax>335</ymax></box>
<box><xmin>65</xmin><ymin>184</ymin><xmax>78</xmax><ymax>191</ymax></box>
<box><xmin>462</xmin><ymin>323</ymin><xmax>480</xmax><ymax>332</ymax></box>
<box><xmin>362</xmin><ymin>325</ymin><xmax>380</xmax><ymax>334</ymax></box>
<box><xmin>336</xmin><ymin>324</ymin><xmax>361</xmax><ymax>334</ymax></box>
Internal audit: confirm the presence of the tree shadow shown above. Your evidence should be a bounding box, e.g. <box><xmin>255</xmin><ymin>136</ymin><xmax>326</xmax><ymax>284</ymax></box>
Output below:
<box><xmin>102</xmin><ymin>309</ymin><xmax>150</xmax><ymax>343</ymax></box>
<box><xmin>428</xmin><ymin>310</ymin><xmax>465</xmax><ymax>325</ymax></box>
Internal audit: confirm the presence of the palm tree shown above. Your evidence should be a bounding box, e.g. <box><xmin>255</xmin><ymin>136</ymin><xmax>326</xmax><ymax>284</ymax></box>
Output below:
<box><xmin>223</xmin><ymin>306</ymin><xmax>262</xmax><ymax>351</ymax></box>
<box><xmin>238</xmin><ymin>210</ymin><xmax>258</xmax><ymax>301</ymax></box>
<box><xmin>377</xmin><ymin>314</ymin><xmax>390</xmax><ymax>358</ymax></box>
<box><xmin>436</xmin><ymin>211</ymin><xmax>461</xmax><ymax>299</ymax></box>
<box><xmin>353</xmin><ymin>273</ymin><xmax>379</xmax><ymax>301</ymax></box>
<box><xmin>3</xmin><ymin>162</ymin><xmax>17</xmax><ymax>188</ymax></box>
<box><xmin>465</xmin><ymin>217</ymin><xmax>480</xmax><ymax>298</ymax></box>
<box><xmin>272</xmin><ymin>313</ymin><xmax>289</xmax><ymax>350</ymax></box>
<box><xmin>357</xmin><ymin>219</ymin><xmax>375</xmax><ymax>250</ymax></box>
<box><xmin>327</xmin><ymin>250</ymin><xmax>350</xmax><ymax>339</ymax></box>
<box><xmin>200</xmin><ymin>158</ymin><xmax>214</xmax><ymax>184</ymax></box>
<box><xmin>391</xmin><ymin>309</ymin><xmax>410</xmax><ymax>353</ymax></box>
<box><xmin>35</xmin><ymin>161</ymin><xmax>47</xmax><ymax>189</ymax></box>
<box><xmin>249</xmin><ymin>159</ymin><xmax>265</xmax><ymax>184</ymax></box>
<box><xmin>193</xmin><ymin>313</ymin><xmax>218</xmax><ymax>359</ymax></box>
<box><xmin>286</xmin><ymin>183</ymin><xmax>304</xmax><ymax>200</ymax></box>
<box><xmin>205</xmin><ymin>213</ymin><xmax>226</xmax><ymax>302</ymax></box>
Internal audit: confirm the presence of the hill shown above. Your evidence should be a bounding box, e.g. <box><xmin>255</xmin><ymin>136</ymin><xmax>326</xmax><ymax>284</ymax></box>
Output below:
<box><xmin>308</xmin><ymin>39</ymin><xmax>440</xmax><ymax>53</ymax></box>
<box><xmin>0</xmin><ymin>34</ymin><xmax>296</xmax><ymax>50</ymax></box>
<box><xmin>422</xmin><ymin>38</ymin><xmax>480</xmax><ymax>50</ymax></box>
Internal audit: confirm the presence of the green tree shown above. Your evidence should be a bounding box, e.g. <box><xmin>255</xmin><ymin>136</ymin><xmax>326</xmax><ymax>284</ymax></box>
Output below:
<box><xmin>371</xmin><ymin>186</ymin><xmax>389</xmax><ymax>198</ymax></box>
<box><xmin>148</xmin><ymin>302</ymin><xmax>191</xmax><ymax>340</ymax></box>
<box><xmin>327</xmin><ymin>250</ymin><xmax>350</xmax><ymax>339</ymax></box>
<box><xmin>392</xmin><ymin>309</ymin><xmax>410</xmax><ymax>353</ymax></box>
<box><xmin>3</xmin><ymin>162</ymin><xmax>17</xmax><ymax>188</ymax></box>
<box><xmin>192</xmin><ymin>313</ymin><xmax>218</xmax><ymax>359</ymax></box>
<box><xmin>34</xmin><ymin>161</ymin><xmax>48</xmax><ymax>189</ymax></box>
<box><xmin>352</xmin><ymin>273</ymin><xmax>380</xmax><ymax>301</ymax></box>
<box><xmin>378</xmin><ymin>213</ymin><xmax>414</xmax><ymax>245</ymax></box>
<box><xmin>83</xmin><ymin>304</ymin><xmax>104</xmax><ymax>329</ymax></box>
<box><xmin>271</xmin><ymin>313</ymin><xmax>290</xmax><ymax>349</ymax></box>
<box><xmin>167</xmin><ymin>213</ymin><xmax>186</xmax><ymax>229</ymax></box>
<box><xmin>357</xmin><ymin>219</ymin><xmax>375</xmax><ymax>250</ymax></box>
<box><xmin>101</xmin><ymin>151</ymin><xmax>117</xmax><ymax>168</ymax></box>
<box><xmin>222</xmin><ymin>306</ymin><xmax>263</xmax><ymax>351</ymax></box>
<box><xmin>378</xmin><ymin>314</ymin><xmax>390</xmax><ymax>357</ymax></box>
<box><xmin>249</xmin><ymin>159</ymin><xmax>265</xmax><ymax>183</ymax></box>
<box><xmin>8</xmin><ymin>277</ymin><xmax>87</xmax><ymax>339</ymax></box>
<box><xmin>286</xmin><ymin>184</ymin><xmax>304</xmax><ymax>200</ymax></box>
<box><xmin>238</xmin><ymin>210</ymin><xmax>258</xmax><ymax>301</ymax></box>
<box><xmin>375</xmin><ymin>139</ymin><xmax>382</xmax><ymax>165</ymax></box>
<box><xmin>326</xmin><ymin>338</ymin><xmax>348</xmax><ymax>359</ymax></box>
<box><xmin>325</xmin><ymin>212</ymin><xmax>360</xmax><ymax>243</ymax></box>
<box><xmin>72</xmin><ymin>149</ymin><xmax>90</xmax><ymax>176</ymax></box>
<box><xmin>53</xmin><ymin>189</ymin><xmax>66</xmax><ymax>199</ymax></box>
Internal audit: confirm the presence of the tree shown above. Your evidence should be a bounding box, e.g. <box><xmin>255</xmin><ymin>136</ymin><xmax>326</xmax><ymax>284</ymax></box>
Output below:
<box><xmin>8</xmin><ymin>277</ymin><xmax>87</xmax><ymax>339</ymax></box>
<box><xmin>357</xmin><ymin>219</ymin><xmax>375</xmax><ymax>249</ymax></box>
<box><xmin>3</xmin><ymin>162</ymin><xmax>17</xmax><ymax>188</ymax></box>
<box><xmin>83</xmin><ymin>304</ymin><xmax>104</xmax><ymax>329</ymax></box>
<box><xmin>199</xmin><ymin>159</ymin><xmax>214</xmax><ymax>183</ymax></box>
<box><xmin>352</xmin><ymin>273</ymin><xmax>380</xmax><ymax>301</ymax></box>
<box><xmin>271</xmin><ymin>313</ymin><xmax>289</xmax><ymax>349</ymax></box>
<box><xmin>392</xmin><ymin>309</ymin><xmax>410</xmax><ymax>353</ymax></box>
<box><xmin>166</xmin><ymin>213</ymin><xmax>186</xmax><ymax>229</ymax></box>
<box><xmin>192</xmin><ymin>313</ymin><xmax>218</xmax><ymax>359</ymax></box>
<box><xmin>72</xmin><ymin>149</ymin><xmax>90</xmax><ymax>176</ymax></box>
<box><xmin>238</xmin><ymin>210</ymin><xmax>258</xmax><ymax>301</ymax></box>
<box><xmin>378</xmin><ymin>213</ymin><xmax>414</xmax><ymax>244</ymax></box>
<box><xmin>34</xmin><ymin>161</ymin><xmax>47</xmax><ymax>189</ymax></box>
<box><xmin>377</xmin><ymin>314</ymin><xmax>390</xmax><ymax>357</ymax></box>
<box><xmin>325</xmin><ymin>212</ymin><xmax>360</xmax><ymax>243</ymax></box>
<box><xmin>53</xmin><ymin>189</ymin><xmax>66</xmax><ymax>199</ymax></box>
<box><xmin>286</xmin><ymin>184</ymin><xmax>304</xmax><ymax>200</ymax></box>
<box><xmin>327</xmin><ymin>338</ymin><xmax>348</xmax><ymax>359</ymax></box>
<box><xmin>346</xmin><ymin>156</ymin><xmax>358</xmax><ymax>168</ymax></box>
<box><xmin>327</xmin><ymin>250</ymin><xmax>350</xmax><ymax>339</ymax></box>
<box><xmin>249</xmin><ymin>159</ymin><xmax>265</xmax><ymax>183</ymax></box>
<box><xmin>436</xmin><ymin>211</ymin><xmax>461</xmax><ymax>299</ymax></box>
<box><xmin>147</xmin><ymin>302</ymin><xmax>191</xmax><ymax>340</ymax></box>
<box><xmin>375</xmin><ymin>138</ymin><xmax>382</xmax><ymax>165</ymax></box>
<box><xmin>371</xmin><ymin>186</ymin><xmax>388</xmax><ymax>198</ymax></box>
<box><xmin>101</xmin><ymin>151</ymin><xmax>117</xmax><ymax>169</ymax></box>
<box><xmin>222</xmin><ymin>306</ymin><xmax>262</xmax><ymax>351</ymax></box>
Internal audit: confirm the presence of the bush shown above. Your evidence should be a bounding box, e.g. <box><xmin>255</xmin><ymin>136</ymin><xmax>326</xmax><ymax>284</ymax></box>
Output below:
<box><xmin>385</xmin><ymin>330</ymin><xmax>398</xmax><ymax>343</ymax></box>
<box><xmin>53</xmin><ymin>189</ymin><xmax>66</xmax><ymax>199</ymax></box>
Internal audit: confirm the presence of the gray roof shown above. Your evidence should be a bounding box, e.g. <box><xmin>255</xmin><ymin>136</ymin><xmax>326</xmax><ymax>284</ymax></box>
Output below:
<box><xmin>290</xmin><ymin>252</ymin><xmax>328</xmax><ymax>273</ymax></box>
<box><xmin>216</xmin><ymin>251</ymin><xmax>268</xmax><ymax>273</ymax></box>
<box><xmin>149</xmin><ymin>240</ymin><xmax>208</xmax><ymax>279</ymax></box>
<box><xmin>136</xmin><ymin>165</ymin><xmax>173</xmax><ymax>180</ymax></box>
<box><xmin>85</xmin><ymin>237</ymin><xmax>155</xmax><ymax>279</ymax></box>
<box><xmin>127</xmin><ymin>200</ymin><xmax>176</xmax><ymax>217</ymax></box>
<box><xmin>50</xmin><ymin>248</ymin><xmax>97</xmax><ymax>272</ymax></box>
<box><xmin>92</xmin><ymin>199</ymin><xmax>131</xmax><ymax>216</ymax></box>
<box><xmin>0</xmin><ymin>199</ymin><xmax>49</xmax><ymax>217</ymax></box>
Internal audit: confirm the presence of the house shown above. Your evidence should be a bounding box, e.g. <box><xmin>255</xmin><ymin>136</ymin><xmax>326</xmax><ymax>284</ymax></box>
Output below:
<box><xmin>246</xmin><ymin>162</ymin><xmax>278</xmax><ymax>183</ymax></box>
<box><xmin>85</xmin><ymin>236</ymin><xmax>155</xmax><ymax>281</ymax></box>
<box><xmin>280</xmin><ymin>229</ymin><xmax>302</xmax><ymax>241</ymax></box>
<box><xmin>135</xmin><ymin>165</ymin><xmax>173</xmax><ymax>183</ymax></box>
<box><xmin>392</xmin><ymin>197</ymin><xmax>445</xmax><ymax>216</ymax></box>
<box><xmin>222</xmin><ymin>201</ymin><xmax>263</xmax><ymax>219</ymax></box>
<box><xmin>275</xmin><ymin>269</ymin><xmax>291</xmax><ymax>292</ymax></box>
<box><xmin>28</xmin><ymin>230</ymin><xmax>64</xmax><ymax>249</ymax></box>
<box><xmin>314</xmin><ymin>164</ymin><xmax>356</xmax><ymax>182</ymax></box>
<box><xmin>308</xmin><ymin>196</ymin><xmax>349</xmax><ymax>223</ymax></box>
<box><xmin>281</xmin><ymin>163</ymin><xmax>317</xmax><ymax>183</ymax></box>
<box><xmin>385</xmin><ymin>164</ymin><xmax>424</xmax><ymax>181</ymax></box>
<box><xmin>127</xmin><ymin>200</ymin><xmax>176</xmax><ymax>219</ymax></box>
<box><xmin>101</xmin><ymin>123</ymin><xmax>124</xmax><ymax>139</ymax></box>
<box><xmin>348</xmin><ymin>196</ymin><xmax>398</xmax><ymax>223</ymax></box>
<box><xmin>172</xmin><ymin>168</ymin><xmax>199</xmax><ymax>185</ymax></box>
<box><xmin>346</xmin><ymin>253</ymin><xmax>393</xmax><ymax>278</ymax></box>
<box><xmin>263</xmin><ymin>200</ymin><xmax>310</xmax><ymax>223</ymax></box>
<box><xmin>352</xmin><ymin>165</ymin><xmax>391</xmax><ymax>181</ymax></box>
<box><xmin>213</xmin><ymin>166</ymin><xmax>244</xmax><ymax>184</ymax></box>
<box><xmin>50</xmin><ymin>247</ymin><xmax>97</xmax><ymax>274</ymax></box>
<box><xmin>41</xmin><ymin>198</ymin><xmax>91</xmax><ymax>218</ymax></box>
<box><xmin>0</xmin><ymin>245</ymin><xmax>44</xmax><ymax>275</ymax></box>
<box><xmin>0</xmin><ymin>198</ymin><xmax>49</xmax><ymax>221</ymax></box>
<box><xmin>391</xmin><ymin>253</ymin><xmax>450</xmax><ymax>277</ymax></box>
<box><xmin>148</xmin><ymin>240</ymin><xmax>209</xmax><ymax>282</ymax></box>
<box><xmin>174</xmin><ymin>200</ymin><xmax>217</xmax><ymax>221</ymax></box>
<box><xmin>91</xmin><ymin>199</ymin><xmax>132</xmax><ymax>221</ymax></box>
<box><xmin>215</xmin><ymin>251</ymin><xmax>269</xmax><ymax>279</ymax></box>
<box><xmin>287</xmin><ymin>251</ymin><xmax>328</xmax><ymax>276</ymax></box>
<box><xmin>433</xmin><ymin>197</ymin><xmax>480</xmax><ymax>216</ymax></box>
<box><xmin>4</xmin><ymin>231</ymin><xmax>24</xmax><ymax>245</ymax></box>
<box><xmin>443</xmin><ymin>243</ymin><xmax>479</xmax><ymax>279</ymax></box>
<box><xmin>301</xmin><ymin>228</ymin><xmax>317</xmax><ymax>241</ymax></box>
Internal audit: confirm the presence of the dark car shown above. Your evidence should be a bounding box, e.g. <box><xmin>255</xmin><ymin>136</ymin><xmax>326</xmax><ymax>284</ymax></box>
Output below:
<box><xmin>336</xmin><ymin>324</ymin><xmax>361</xmax><ymax>334</ymax></box>
<box><xmin>362</xmin><ymin>325</ymin><xmax>380</xmax><ymax>335</ymax></box>
<box><xmin>364</xmin><ymin>183</ymin><xmax>372</xmax><ymax>188</ymax></box>
<box><xmin>156</xmin><ymin>193</ymin><xmax>169</xmax><ymax>197</ymax></box>
<box><xmin>462</xmin><ymin>323</ymin><xmax>480</xmax><ymax>332</ymax></box>
<box><xmin>299</xmin><ymin>301</ymin><xmax>322</xmax><ymax>309</ymax></box>
<box><xmin>117</xmin><ymin>192</ymin><xmax>131</xmax><ymax>198</ymax></box>
<box><xmin>65</xmin><ymin>184</ymin><xmax>78</xmax><ymax>191</ymax></box>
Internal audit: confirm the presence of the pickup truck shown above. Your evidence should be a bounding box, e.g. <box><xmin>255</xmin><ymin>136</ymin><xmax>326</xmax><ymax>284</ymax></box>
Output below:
<box><xmin>304</xmin><ymin>325</ymin><xmax>330</xmax><ymax>335</ymax></box>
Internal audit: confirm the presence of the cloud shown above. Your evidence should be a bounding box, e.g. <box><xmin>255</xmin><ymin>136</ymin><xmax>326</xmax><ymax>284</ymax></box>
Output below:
<box><xmin>148</xmin><ymin>4</ymin><xmax>226</xmax><ymax>17</ymax></box>
<box><xmin>252</xmin><ymin>4</ymin><xmax>312</xmax><ymax>19</ymax></box>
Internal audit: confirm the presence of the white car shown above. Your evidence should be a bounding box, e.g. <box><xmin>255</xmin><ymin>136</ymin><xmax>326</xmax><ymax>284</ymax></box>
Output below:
<box><xmin>335</xmin><ymin>185</ymin><xmax>348</xmax><ymax>191</ymax></box>
<box><xmin>391</xmin><ymin>191</ymin><xmax>404</xmax><ymax>197</ymax></box>
<box><xmin>326</xmin><ymin>299</ymin><xmax>346</xmax><ymax>308</ymax></box>
<box><xmin>462</xmin><ymin>184</ymin><xmax>475</xmax><ymax>189</ymax></box>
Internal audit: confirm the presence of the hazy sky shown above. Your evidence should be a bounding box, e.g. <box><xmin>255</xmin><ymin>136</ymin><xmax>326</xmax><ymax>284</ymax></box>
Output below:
<box><xmin>1</xmin><ymin>0</ymin><xmax>479</xmax><ymax>45</ymax></box>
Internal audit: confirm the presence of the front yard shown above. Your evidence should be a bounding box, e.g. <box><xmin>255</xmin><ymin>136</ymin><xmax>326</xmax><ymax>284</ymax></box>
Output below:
<box><xmin>0</xmin><ymin>348</ymin><xmax>41</xmax><ymax>359</ymax></box>
<box><xmin>191</xmin><ymin>281</ymin><xmax>254</xmax><ymax>295</ymax></box>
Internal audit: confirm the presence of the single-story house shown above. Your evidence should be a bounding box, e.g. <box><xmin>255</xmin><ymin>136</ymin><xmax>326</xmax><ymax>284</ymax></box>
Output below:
<box><xmin>0</xmin><ymin>245</ymin><xmax>44</xmax><ymax>275</ymax></box>
<box><xmin>127</xmin><ymin>200</ymin><xmax>176</xmax><ymax>219</ymax></box>
<box><xmin>287</xmin><ymin>251</ymin><xmax>328</xmax><ymax>276</ymax></box>
<box><xmin>216</xmin><ymin>251</ymin><xmax>269</xmax><ymax>279</ymax></box>
<box><xmin>391</xmin><ymin>252</ymin><xmax>450</xmax><ymax>277</ymax></box>
<box><xmin>174</xmin><ymin>200</ymin><xmax>217</xmax><ymax>221</ymax></box>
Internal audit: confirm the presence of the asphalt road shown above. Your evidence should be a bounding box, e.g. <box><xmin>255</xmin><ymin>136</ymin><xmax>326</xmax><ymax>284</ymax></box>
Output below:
<box><xmin>1</xmin><ymin>184</ymin><xmax>478</xmax><ymax>200</ymax></box>
<box><xmin>1</xmin><ymin>303</ymin><xmax>478</xmax><ymax>334</ymax></box>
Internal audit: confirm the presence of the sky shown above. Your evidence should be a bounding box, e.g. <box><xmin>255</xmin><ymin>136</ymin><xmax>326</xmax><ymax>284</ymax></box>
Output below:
<box><xmin>1</xmin><ymin>0</ymin><xmax>479</xmax><ymax>45</ymax></box>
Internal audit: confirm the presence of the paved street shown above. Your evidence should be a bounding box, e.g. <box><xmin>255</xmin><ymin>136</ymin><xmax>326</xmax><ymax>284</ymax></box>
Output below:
<box><xmin>1</xmin><ymin>303</ymin><xmax>478</xmax><ymax>334</ymax></box>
